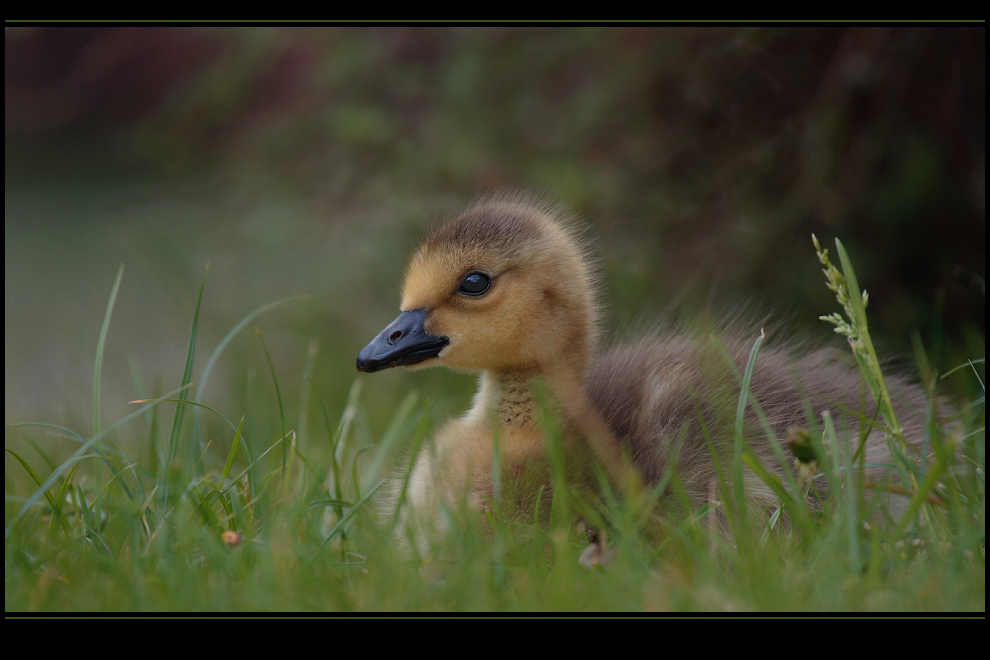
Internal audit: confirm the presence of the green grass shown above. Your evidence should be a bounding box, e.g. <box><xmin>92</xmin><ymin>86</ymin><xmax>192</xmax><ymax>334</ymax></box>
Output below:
<box><xmin>5</xmin><ymin>244</ymin><xmax>985</xmax><ymax>614</ymax></box>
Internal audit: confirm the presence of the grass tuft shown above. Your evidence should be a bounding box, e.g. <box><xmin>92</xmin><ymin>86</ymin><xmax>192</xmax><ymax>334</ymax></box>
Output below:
<box><xmin>5</xmin><ymin>245</ymin><xmax>985</xmax><ymax>612</ymax></box>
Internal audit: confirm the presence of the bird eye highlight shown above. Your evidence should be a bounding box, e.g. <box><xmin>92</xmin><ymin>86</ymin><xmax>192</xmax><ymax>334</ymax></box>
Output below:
<box><xmin>458</xmin><ymin>271</ymin><xmax>491</xmax><ymax>296</ymax></box>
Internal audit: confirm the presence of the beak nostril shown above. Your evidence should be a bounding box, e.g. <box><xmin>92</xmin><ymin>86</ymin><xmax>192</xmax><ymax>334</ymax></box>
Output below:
<box><xmin>358</xmin><ymin>307</ymin><xmax>445</xmax><ymax>372</ymax></box>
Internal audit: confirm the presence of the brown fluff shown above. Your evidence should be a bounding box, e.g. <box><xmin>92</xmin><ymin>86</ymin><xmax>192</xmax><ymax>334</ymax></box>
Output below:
<box><xmin>364</xmin><ymin>191</ymin><xmax>929</xmax><ymax>544</ymax></box>
<box><xmin>587</xmin><ymin>328</ymin><xmax>928</xmax><ymax>533</ymax></box>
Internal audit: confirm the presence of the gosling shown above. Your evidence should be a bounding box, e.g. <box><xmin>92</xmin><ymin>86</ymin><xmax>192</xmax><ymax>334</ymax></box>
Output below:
<box><xmin>356</xmin><ymin>191</ymin><xmax>928</xmax><ymax>541</ymax></box>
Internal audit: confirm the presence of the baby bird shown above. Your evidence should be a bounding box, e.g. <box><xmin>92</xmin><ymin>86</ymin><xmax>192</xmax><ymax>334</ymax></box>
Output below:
<box><xmin>357</xmin><ymin>191</ymin><xmax>927</xmax><ymax>542</ymax></box>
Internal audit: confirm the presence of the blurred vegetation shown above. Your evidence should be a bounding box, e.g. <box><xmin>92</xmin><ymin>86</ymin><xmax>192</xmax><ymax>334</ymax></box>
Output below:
<box><xmin>5</xmin><ymin>24</ymin><xmax>985</xmax><ymax>486</ymax></box>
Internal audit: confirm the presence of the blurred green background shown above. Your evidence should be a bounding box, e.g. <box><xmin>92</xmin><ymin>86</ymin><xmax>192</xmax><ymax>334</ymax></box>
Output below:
<box><xmin>5</xmin><ymin>26</ymin><xmax>985</xmax><ymax>459</ymax></box>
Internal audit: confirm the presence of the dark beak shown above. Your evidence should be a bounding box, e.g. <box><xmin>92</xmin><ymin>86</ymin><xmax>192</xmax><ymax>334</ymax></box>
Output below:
<box><xmin>356</xmin><ymin>308</ymin><xmax>449</xmax><ymax>373</ymax></box>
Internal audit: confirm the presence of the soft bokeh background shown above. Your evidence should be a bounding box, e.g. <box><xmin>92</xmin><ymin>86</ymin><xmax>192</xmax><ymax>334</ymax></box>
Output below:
<box><xmin>5</xmin><ymin>26</ymin><xmax>985</xmax><ymax>470</ymax></box>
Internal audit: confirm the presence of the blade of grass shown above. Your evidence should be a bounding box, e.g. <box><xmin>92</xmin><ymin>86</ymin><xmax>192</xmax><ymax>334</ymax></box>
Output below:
<box><xmin>191</xmin><ymin>488</ymin><xmax>224</xmax><ymax>535</ymax></box>
<box><xmin>5</xmin><ymin>447</ymin><xmax>73</xmax><ymax>536</ymax></box>
<box><xmin>741</xmin><ymin>452</ymin><xmax>807</xmax><ymax>537</ymax></box>
<box><xmin>21</xmin><ymin>437</ymin><xmax>59</xmax><ymax>475</ymax></box>
<box><xmin>733</xmin><ymin>328</ymin><xmax>765</xmax><ymax>540</ymax></box>
<box><xmin>940</xmin><ymin>358</ymin><xmax>985</xmax><ymax>390</ymax></box>
<box><xmin>164</xmin><ymin>264</ymin><xmax>209</xmax><ymax>496</ymax></box>
<box><xmin>26</xmin><ymin>539</ymin><xmax>78</xmax><ymax>572</ymax></box>
<box><xmin>219</xmin><ymin>431</ymin><xmax>291</xmax><ymax>497</ymax></box>
<box><xmin>222</xmin><ymin>416</ymin><xmax>246</xmax><ymax>483</ymax></box>
<box><xmin>193</xmin><ymin>294</ymin><xmax>309</xmax><ymax>405</ymax></box>
<box><xmin>823</xmin><ymin>410</ymin><xmax>861</xmax><ymax>571</ymax></box>
<box><xmin>91</xmin><ymin>263</ymin><xmax>124</xmax><ymax>520</ymax></box>
<box><xmin>308</xmin><ymin>377</ymin><xmax>361</xmax><ymax>545</ymax></box>
<box><xmin>93</xmin><ymin>264</ymin><xmax>124</xmax><ymax>438</ymax></box>
<box><xmin>50</xmin><ymin>462</ymin><xmax>82</xmax><ymax>543</ymax></box>
<box><xmin>130</xmin><ymin>398</ymin><xmax>240</xmax><ymax>435</ymax></box>
<box><xmin>255</xmin><ymin>325</ymin><xmax>288</xmax><ymax>472</ymax></box>
<box><xmin>323</xmin><ymin>478</ymin><xmax>387</xmax><ymax>544</ymax></box>
<box><xmin>8</xmin><ymin>423</ymin><xmax>119</xmax><ymax>475</ymax></box>
<box><xmin>140</xmin><ymin>485</ymin><xmax>159</xmax><ymax>537</ymax></box>
<box><xmin>834</xmin><ymin>240</ymin><xmax>905</xmax><ymax>441</ymax></box>
<box><xmin>713</xmin><ymin>335</ymin><xmax>802</xmax><ymax>521</ymax></box>
<box><xmin>315</xmin><ymin>378</ymin><xmax>363</xmax><ymax>521</ymax></box>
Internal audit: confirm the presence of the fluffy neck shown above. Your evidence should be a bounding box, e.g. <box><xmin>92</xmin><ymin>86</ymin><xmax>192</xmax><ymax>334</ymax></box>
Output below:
<box><xmin>468</xmin><ymin>366</ymin><xmax>636</xmax><ymax>492</ymax></box>
<box><xmin>473</xmin><ymin>369</ymin><xmax>541</xmax><ymax>430</ymax></box>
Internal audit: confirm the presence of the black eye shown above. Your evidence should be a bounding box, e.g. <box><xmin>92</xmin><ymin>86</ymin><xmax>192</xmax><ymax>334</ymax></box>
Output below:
<box><xmin>458</xmin><ymin>271</ymin><xmax>491</xmax><ymax>296</ymax></box>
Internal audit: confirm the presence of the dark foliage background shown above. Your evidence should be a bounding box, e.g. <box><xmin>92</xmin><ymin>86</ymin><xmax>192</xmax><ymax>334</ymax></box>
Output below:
<box><xmin>5</xmin><ymin>26</ymin><xmax>985</xmax><ymax>444</ymax></box>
